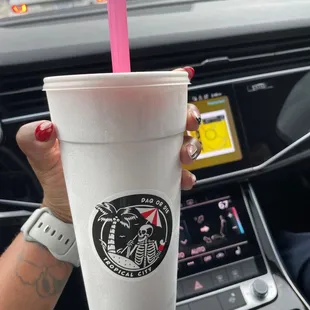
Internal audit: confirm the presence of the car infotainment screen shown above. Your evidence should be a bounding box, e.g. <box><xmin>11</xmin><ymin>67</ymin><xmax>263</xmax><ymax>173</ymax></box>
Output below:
<box><xmin>178</xmin><ymin>186</ymin><xmax>265</xmax><ymax>278</ymax></box>
<box><xmin>184</xmin><ymin>96</ymin><xmax>242</xmax><ymax>171</ymax></box>
<box><xmin>185</xmin><ymin>68</ymin><xmax>310</xmax><ymax>177</ymax></box>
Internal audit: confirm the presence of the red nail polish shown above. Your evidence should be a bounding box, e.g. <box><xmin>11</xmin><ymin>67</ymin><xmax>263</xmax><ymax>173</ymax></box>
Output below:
<box><xmin>35</xmin><ymin>122</ymin><xmax>54</xmax><ymax>142</ymax></box>
<box><xmin>184</xmin><ymin>66</ymin><xmax>195</xmax><ymax>80</ymax></box>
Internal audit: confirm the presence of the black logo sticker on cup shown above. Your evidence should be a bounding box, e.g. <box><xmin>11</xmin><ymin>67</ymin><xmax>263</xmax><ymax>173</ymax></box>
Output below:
<box><xmin>92</xmin><ymin>194</ymin><xmax>172</xmax><ymax>279</ymax></box>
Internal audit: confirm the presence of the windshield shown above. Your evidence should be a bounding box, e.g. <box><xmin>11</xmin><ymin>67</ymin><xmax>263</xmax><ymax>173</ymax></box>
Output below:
<box><xmin>0</xmin><ymin>0</ymin><xmax>111</xmax><ymax>18</ymax></box>
<box><xmin>1</xmin><ymin>0</ymin><xmax>178</xmax><ymax>19</ymax></box>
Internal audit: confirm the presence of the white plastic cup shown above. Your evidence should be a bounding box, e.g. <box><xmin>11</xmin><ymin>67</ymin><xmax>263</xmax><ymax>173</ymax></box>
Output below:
<box><xmin>43</xmin><ymin>72</ymin><xmax>189</xmax><ymax>310</ymax></box>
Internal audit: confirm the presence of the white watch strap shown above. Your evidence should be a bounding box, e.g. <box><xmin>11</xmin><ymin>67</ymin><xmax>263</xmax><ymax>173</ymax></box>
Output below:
<box><xmin>21</xmin><ymin>208</ymin><xmax>80</xmax><ymax>267</ymax></box>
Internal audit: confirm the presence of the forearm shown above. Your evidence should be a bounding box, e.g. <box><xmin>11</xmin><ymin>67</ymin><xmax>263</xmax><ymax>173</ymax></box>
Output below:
<box><xmin>0</xmin><ymin>233</ymin><xmax>72</xmax><ymax>310</ymax></box>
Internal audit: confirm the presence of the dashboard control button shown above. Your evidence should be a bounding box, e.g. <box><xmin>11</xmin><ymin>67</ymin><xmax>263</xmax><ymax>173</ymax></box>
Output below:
<box><xmin>234</xmin><ymin>246</ymin><xmax>242</xmax><ymax>256</ymax></box>
<box><xmin>226</xmin><ymin>264</ymin><xmax>244</xmax><ymax>282</ymax></box>
<box><xmin>180</xmin><ymin>273</ymin><xmax>213</xmax><ymax>298</ymax></box>
<box><xmin>217</xmin><ymin>288</ymin><xmax>246</xmax><ymax>310</ymax></box>
<box><xmin>240</xmin><ymin>258</ymin><xmax>259</xmax><ymax>279</ymax></box>
<box><xmin>190</xmin><ymin>296</ymin><xmax>222</xmax><ymax>310</ymax></box>
<box><xmin>211</xmin><ymin>268</ymin><xmax>229</xmax><ymax>288</ymax></box>
<box><xmin>203</xmin><ymin>254</ymin><xmax>213</xmax><ymax>264</ymax></box>
<box><xmin>178</xmin><ymin>251</ymin><xmax>186</xmax><ymax>260</ymax></box>
<box><xmin>252</xmin><ymin>279</ymin><xmax>269</xmax><ymax>299</ymax></box>
<box><xmin>185</xmin><ymin>198</ymin><xmax>195</xmax><ymax>206</ymax></box>
<box><xmin>185</xmin><ymin>257</ymin><xmax>200</xmax><ymax>268</ymax></box>
<box><xmin>177</xmin><ymin>305</ymin><xmax>190</xmax><ymax>310</ymax></box>
<box><xmin>215</xmin><ymin>251</ymin><xmax>226</xmax><ymax>260</ymax></box>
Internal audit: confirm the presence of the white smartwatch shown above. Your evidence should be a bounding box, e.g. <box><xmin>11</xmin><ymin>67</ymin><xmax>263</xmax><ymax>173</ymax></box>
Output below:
<box><xmin>21</xmin><ymin>207</ymin><xmax>80</xmax><ymax>267</ymax></box>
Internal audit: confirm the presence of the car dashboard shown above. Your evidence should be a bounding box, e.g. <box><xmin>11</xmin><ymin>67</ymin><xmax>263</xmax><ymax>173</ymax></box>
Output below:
<box><xmin>1</xmin><ymin>0</ymin><xmax>310</xmax><ymax>309</ymax></box>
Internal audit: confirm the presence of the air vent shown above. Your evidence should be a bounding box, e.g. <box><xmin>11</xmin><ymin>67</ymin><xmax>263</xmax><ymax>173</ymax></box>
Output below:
<box><xmin>154</xmin><ymin>34</ymin><xmax>310</xmax><ymax>84</ymax></box>
<box><xmin>0</xmin><ymin>146</ymin><xmax>42</xmax><ymax>201</ymax></box>
<box><xmin>0</xmin><ymin>58</ymin><xmax>111</xmax><ymax>119</ymax></box>
<box><xmin>1</xmin><ymin>32</ymin><xmax>310</xmax><ymax>119</ymax></box>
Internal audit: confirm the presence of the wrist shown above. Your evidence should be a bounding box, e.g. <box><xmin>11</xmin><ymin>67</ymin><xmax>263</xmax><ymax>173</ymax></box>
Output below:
<box><xmin>21</xmin><ymin>207</ymin><xmax>80</xmax><ymax>267</ymax></box>
<box><xmin>49</xmin><ymin>209</ymin><xmax>72</xmax><ymax>224</ymax></box>
<box><xmin>41</xmin><ymin>199</ymin><xmax>72</xmax><ymax>223</ymax></box>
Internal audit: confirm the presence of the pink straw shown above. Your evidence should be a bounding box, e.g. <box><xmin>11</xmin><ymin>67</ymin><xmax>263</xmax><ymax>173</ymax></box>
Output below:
<box><xmin>107</xmin><ymin>0</ymin><xmax>131</xmax><ymax>73</ymax></box>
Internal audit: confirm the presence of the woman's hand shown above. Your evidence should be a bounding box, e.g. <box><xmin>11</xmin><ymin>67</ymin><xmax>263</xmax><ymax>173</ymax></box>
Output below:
<box><xmin>17</xmin><ymin>121</ymin><xmax>71</xmax><ymax>222</ymax></box>
<box><xmin>16</xmin><ymin>67</ymin><xmax>201</xmax><ymax>223</ymax></box>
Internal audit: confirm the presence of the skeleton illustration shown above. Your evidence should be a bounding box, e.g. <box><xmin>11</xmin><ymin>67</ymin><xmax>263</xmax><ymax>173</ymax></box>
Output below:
<box><xmin>125</xmin><ymin>224</ymin><xmax>164</xmax><ymax>268</ymax></box>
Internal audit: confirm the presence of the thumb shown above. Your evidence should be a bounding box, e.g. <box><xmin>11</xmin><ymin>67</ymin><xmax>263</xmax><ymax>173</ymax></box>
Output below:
<box><xmin>16</xmin><ymin>121</ymin><xmax>59</xmax><ymax>173</ymax></box>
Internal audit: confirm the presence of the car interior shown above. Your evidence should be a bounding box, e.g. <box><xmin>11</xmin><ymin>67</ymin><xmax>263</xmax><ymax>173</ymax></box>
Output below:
<box><xmin>1</xmin><ymin>0</ymin><xmax>310</xmax><ymax>309</ymax></box>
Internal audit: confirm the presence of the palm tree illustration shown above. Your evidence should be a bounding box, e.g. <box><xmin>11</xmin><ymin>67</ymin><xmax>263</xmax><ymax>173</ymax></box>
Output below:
<box><xmin>96</xmin><ymin>202</ymin><xmax>138</xmax><ymax>254</ymax></box>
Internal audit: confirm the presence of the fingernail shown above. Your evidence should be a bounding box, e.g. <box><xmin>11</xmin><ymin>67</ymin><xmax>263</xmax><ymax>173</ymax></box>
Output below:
<box><xmin>191</xmin><ymin>107</ymin><xmax>201</xmax><ymax>125</ymax></box>
<box><xmin>184</xmin><ymin>66</ymin><xmax>195</xmax><ymax>80</ymax></box>
<box><xmin>187</xmin><ymin>144</ymin><xmax>199</xmax><ymax>160</ymax></box>
<box><xmin>191</xmin><ymin>173</ymin><xmax>197</xmax><ymax>184</ymax></box>
<box><xmin>35</xmin><ymin>121</ymin><xmax>54</xmax><ymax>142</ymax></box>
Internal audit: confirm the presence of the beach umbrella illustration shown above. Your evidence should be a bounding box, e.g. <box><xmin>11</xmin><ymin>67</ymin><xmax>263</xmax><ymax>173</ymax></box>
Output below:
<box><xmin>135</xmin><ymin>207</ymin><xmax>162</xmax><ymax>227</ymax></box>
<box><xmin>136</xmin><ymin>207</ymin><xmax>165</xmax><ymax>252</ymax></box>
